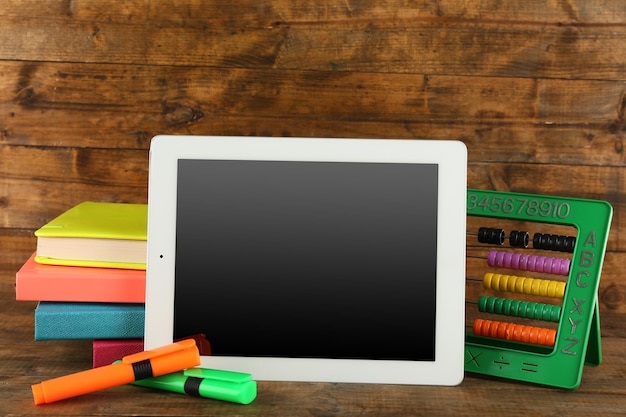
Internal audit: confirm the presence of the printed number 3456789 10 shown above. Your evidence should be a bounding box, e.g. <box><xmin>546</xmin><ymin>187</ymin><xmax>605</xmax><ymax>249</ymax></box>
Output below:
<box><xmin>467</xmin><ymin>193</ymin><xmax>571</xmax><ymax>219</ymax></box>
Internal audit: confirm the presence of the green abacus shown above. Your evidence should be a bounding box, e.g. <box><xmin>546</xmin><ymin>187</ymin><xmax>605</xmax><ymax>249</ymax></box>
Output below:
<box><xmin>465</xmin><ymin>189</ymin><xmax>613</xmax><ymax>389</ymax></box>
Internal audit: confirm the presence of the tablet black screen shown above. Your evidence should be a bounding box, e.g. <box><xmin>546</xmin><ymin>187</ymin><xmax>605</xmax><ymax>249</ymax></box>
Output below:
<box><xmin>174</xmin><ymin>159</ymin><xmax>438</xmax><ymax>361</ymax></box>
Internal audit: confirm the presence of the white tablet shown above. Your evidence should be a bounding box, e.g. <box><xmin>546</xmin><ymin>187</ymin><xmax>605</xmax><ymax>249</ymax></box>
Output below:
<box><xmin>144</xmin><ymin>136</ymin><xmax>467</xmax><ymax>385</ymax></box>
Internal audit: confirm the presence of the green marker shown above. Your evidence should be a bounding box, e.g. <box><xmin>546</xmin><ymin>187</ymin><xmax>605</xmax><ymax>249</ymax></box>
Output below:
<box><xmin>125</xmin><ymin>364</ymin><xmax>257</xmax><ymax>404</ymax></box>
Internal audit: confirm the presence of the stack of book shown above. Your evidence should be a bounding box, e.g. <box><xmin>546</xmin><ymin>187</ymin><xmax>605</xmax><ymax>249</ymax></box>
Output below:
<box><xmin>15</xmin><ymin>201</ymin><xmax>148</xmax><ymax>367</ymax></box>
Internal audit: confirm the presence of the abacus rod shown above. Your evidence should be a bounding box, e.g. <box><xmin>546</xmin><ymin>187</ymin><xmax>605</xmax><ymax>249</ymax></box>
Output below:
<box><xmin>467</xmin><ymin>250</ymin><xmax>571</xmax><ymax>276</ymax></box>
<box><xmin>467</xmin><ymin>273</ymin><xmax>566</xmax><ymax>299</ymax></box>
<box><xmin>467</xmin><ymin>228</ymin><xmax>529</xmax><ymax>248</ymax></box>
<box><xmin>468</xmin><ymin>228</ymin><xmax>577</xmax><ymax>252</ymax></box>
<box><xmin>467</xmin><ymin>296</ymin><xmax>562</xmax><ymax>322</ymax></box>
<box><xmin>472</xmin><ymin>319</ymin><xmax>557</xmax><ymax>347</ymax></box>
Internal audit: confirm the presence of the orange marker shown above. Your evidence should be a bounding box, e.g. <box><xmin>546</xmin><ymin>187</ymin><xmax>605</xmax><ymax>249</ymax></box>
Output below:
<box><xmin>32</xmin><ymin>339</ymin><xmax>200</xmax><ymax>405</ymax></box>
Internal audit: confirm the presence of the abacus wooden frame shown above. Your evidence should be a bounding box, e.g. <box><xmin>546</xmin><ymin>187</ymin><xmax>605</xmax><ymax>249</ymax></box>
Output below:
<box><xmin>465</xmin><ymin>189</ymin><xmax>612</xmax><ymax>389</ymax></box>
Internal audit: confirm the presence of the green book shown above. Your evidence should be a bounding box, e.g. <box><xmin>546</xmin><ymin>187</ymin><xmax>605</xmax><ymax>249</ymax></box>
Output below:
<box><xmin>35</xmin><ymin>201</ymin><xmax>147</xmax><ymax>270</ymax></box>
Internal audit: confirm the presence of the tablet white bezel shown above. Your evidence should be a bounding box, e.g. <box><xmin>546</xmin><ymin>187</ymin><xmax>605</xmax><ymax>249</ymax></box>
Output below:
<box><xmin>144</xmin><ymin>135</ymin><xmax>467</xmax><ymax>385</ymax></box>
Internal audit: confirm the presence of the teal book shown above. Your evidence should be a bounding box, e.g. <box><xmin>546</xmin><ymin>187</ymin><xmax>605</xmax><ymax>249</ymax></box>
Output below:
<box><xmin>34</xmin><ymin>302</ymin><xmax>144</xmax><ymax>341</ymax></box>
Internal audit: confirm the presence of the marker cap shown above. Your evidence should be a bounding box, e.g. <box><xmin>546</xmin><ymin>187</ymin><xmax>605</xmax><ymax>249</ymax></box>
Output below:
<box><xmin>32</xmin><ymin>383</ymin><xmax>45</xmax><ymax>405</ymax></box>
<box><xmin>184</xmin><ymin>368</ymin><xmax>257</xmax><ymax>404</ymax></box>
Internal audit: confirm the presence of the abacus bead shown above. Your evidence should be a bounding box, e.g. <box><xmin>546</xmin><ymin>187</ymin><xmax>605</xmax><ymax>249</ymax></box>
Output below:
<box><xmin>478</xmin><ymin>227</ymin><xmax>506</xmax><ymax>245</ymax></box>
<box><xmin>533</xmin><ymin>233</ymin><xmax>576</xmax><ymax>253</ymax></box>
<box><xmin>526</xmin><ymin>255</ymin><xmax>538</xmax><ymax>272</ymax></box>
<box><xmin>509</xmin><ymin>230</ymin><xmax>529</xmax><ymax>248</ymax></box>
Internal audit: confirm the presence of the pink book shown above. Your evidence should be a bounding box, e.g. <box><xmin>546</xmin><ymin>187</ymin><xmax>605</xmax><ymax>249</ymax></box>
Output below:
<box><xmin>93</xmin><ymin>339</ymin><xmax>144</xmax><ymax>368</ymax></box>
<box><xmin>93</xmin><ymin>334</ymin><xmax>212</xmax><ymax>368</ymax></box>
<box><xmin>16</xmin><ymin>253</ymin><xmax>145</xmax><ymax>303</ymax></box>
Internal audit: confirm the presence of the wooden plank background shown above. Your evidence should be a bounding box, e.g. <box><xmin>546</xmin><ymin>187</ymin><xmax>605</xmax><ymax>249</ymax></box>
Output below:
<box><xmin>1</xmin><ymin>1</ymin><xmax>625</xmax><ymax>415</ymax></box>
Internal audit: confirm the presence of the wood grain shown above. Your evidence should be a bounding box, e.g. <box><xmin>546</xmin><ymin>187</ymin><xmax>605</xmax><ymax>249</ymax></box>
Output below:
<box><xmin>2</xmin><ymin>62</ymin><xmax>624</xmax><ymax>158</ymax></box>
<box><xmin>1</xmin><ymin>2</ymin><xmax>625</xmax><ymax>80</ymax></box>
<box><xmin>1</xmin><ymin>1</ymin><xmax>625</xmax><ymax>415</ymax></box>
<box><xmin>2</xmin><ymin>0</ymin><xmax>626</xmax><ymax>25</ymax></box>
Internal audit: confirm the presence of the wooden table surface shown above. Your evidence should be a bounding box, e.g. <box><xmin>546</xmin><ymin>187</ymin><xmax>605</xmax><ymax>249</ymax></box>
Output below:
<box><xmin>1</xmin><ymin>1</ymin><xmax>626</xmax><ymax>415</ymax></box>
<box><xmin>1</xmin><ymin>248</ymin><xmax>625</xmax><ymax>416</ymax></box>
